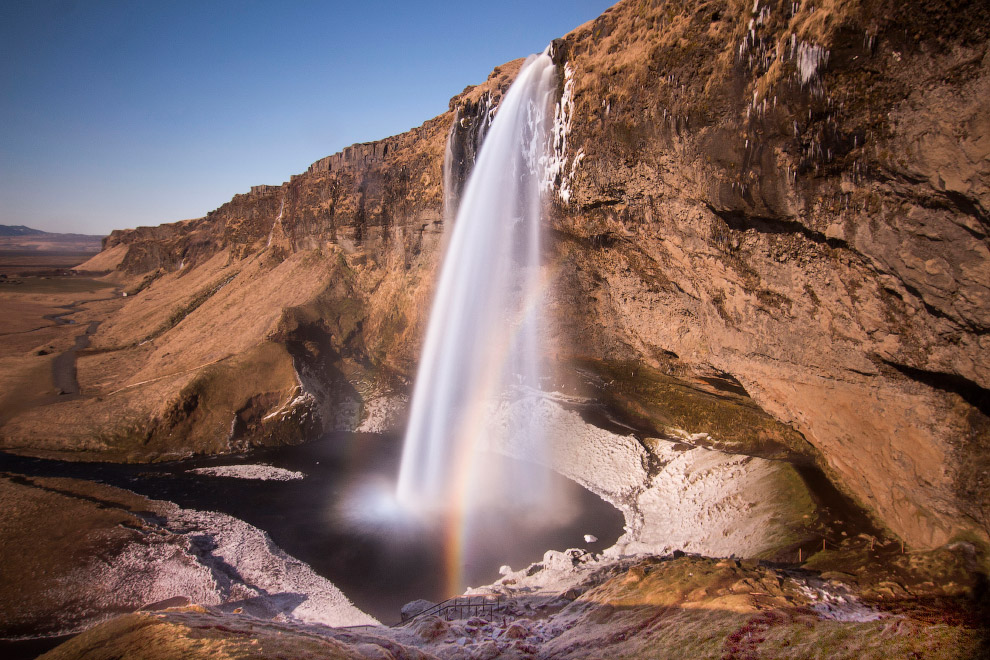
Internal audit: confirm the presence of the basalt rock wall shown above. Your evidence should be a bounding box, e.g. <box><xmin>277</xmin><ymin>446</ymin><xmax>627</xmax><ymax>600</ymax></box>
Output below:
<box><xmin>62</xmin><ymin>0</ymin><xmax>989</xmax><ymax>549</ymax></box>
<box><xmin>545</xmin><ymin>0</ymin><xmax>989</xmax><ymax>549</ymax></box>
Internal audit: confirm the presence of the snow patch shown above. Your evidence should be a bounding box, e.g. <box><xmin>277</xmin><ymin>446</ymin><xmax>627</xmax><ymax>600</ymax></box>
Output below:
<box><xmin>488</xmin><ymin>396</ymin><xmax>793</xmax><ymax>561</ymax></box>
<box><xmin>667</xmin><ymin>427</ymin><xmax>712</xmax><ymax>443</ymax></box>
<box><xmin>262</xmin><ymin>389</ymin><xmax>315</xmax><ymax>422</ymax></box>
<box><xmin>22</xmin><ymin>497</ymin><xmax>378</xmax><ymax>641</ymax></box>
<box><xmin>356</xmin><ymin>394</ymin><xmax>409</xmax><ymax>433</ymax></box>
<box><xmin>188</xmin><ymin>465</ymin><xmax>305</xmax><ymax>481</ymax></box>
<box><xmin>160</xmin><ymin>505</ymin><xmax>378</xmax><ymax>627</ymax></box>
<box><xmin>798</xmin><ymin>580</ymin><xmax>886</xmax><ymax>622</ymax></box>
<box><xmin>620</xmin><ymin>443</ymin><xmax>784</xmax><ymax>559</ymax></box>
<box><xmin>542</xmin><ymin>65</ymin><xmax>579</xmax><ymax>204</ymax></box>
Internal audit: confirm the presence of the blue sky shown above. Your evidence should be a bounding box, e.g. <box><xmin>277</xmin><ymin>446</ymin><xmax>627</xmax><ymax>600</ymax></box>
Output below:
<box><xmin>0</xmin><ymin>0</ymin><xmax>616</xmax><ymax>235</ymax></box>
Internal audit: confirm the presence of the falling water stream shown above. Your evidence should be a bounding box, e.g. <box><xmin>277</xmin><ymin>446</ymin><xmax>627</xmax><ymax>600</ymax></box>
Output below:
<box><xmin>396</xmin><ymin>50</ymin><xmax>569</xmax><ymax>595</ymax></box>
<box><xmin>399</xmin><ymin>51</ymin><xmax>556</xmax><ymax>508</ymax></box>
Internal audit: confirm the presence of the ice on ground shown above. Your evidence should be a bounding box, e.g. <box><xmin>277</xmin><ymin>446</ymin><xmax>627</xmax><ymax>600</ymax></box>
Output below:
<box><xmin>490</xmin><ymin>396</ymin><xmax>789</xmax><ymax>559</ymax></box>
<box><xmin>48</xmin><ymin>529</ymin><xmax>223</xmax><ymax>637</ymax></box>
<box><xmin>463</xmin><ymin>395</ymin><xmax>807</xmax><ymax>605</ymax></box>
<box><xmin>160</xmin><ymin>504</ymin><xmax>379</xmax><ymax>627</ymax></box>
<box><xmin>28</xmin><ymin>494</ymin><xmax>378</xmax><ymax>639</ymax></box>
<box><xmin>188</xmin><ymin>464</ymin><xmax>305</xmax><ymax>481</ymax></box>
<box><xmin>30</xmin><ymin>389</ymin><xmax>877</xmax><ymax>648</ymax></box>
<box><xmin>620</xmin><ymin>441</ymin><xmax>786</xmax><ymax>559</ymax></box>
<box><xmin>467</xmin><ymin>546</ymin><xmax>608</xmax><ymax>603</ymax></box>
<box><xmin>356</xmin><ymin>394</ymin><xmax>409</xmax><ymax>433</ymax></box>
<box><xmin>798</xmin><ymin>580</ymin><xmax>886</xmax><ymax>622</ymax></box>
<box><xmin>489</xmin><ymin>395</ymin><xmax>646</xmax><ymax>509</ymax></box>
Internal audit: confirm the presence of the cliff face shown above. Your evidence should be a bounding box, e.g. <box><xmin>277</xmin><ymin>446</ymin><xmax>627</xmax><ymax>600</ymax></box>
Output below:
<box><xmin>545</xmin><ymin>0</ymin><xmax>989</xmax><ymax>550</ymax></box>
<box><xmin>7</xmin><ymin>0</ymin><xmax>987</xmax><ymax>550</ymax></box>
<box><xmin>0</xmin><ymin>61</ymin><xmax>526</xmax><ymax>464</ymax></box>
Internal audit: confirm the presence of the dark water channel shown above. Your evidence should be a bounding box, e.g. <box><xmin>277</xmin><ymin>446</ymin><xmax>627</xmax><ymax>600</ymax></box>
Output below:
<box><xmin>1</xmin><ymin>432</ymin><xmax>624</xmax><ymax>628</ymax></box>
<box><xmin>42</xmin><ymin>301</ymin><xmax>102</xmax><ymax>397</ymax></box>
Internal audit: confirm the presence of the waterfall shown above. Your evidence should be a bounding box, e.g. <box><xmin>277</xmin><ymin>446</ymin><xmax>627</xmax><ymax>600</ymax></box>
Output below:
<box><xmin>266</xmin><ymin>194</ymin><xmax>286</xmax><ymax>248</ymax></box>
<box><xmin>398</xmin><ymin>50</ymin><xmax>557</xmax><ymax>512</ymax></box>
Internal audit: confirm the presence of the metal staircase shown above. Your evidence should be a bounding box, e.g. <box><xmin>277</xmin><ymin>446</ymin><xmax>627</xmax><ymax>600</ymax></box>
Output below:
<box><xmin>398</xmin><ymin>594</ymin><xmax>503</xmax><ymax>626</ymax></box>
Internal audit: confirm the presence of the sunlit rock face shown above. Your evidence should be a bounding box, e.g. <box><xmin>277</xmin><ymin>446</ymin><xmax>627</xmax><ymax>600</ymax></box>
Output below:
<box><xmin>9</xmin><ymin>0</ymin><xmax>988</xmax><ymax>550</ymax></box>
<box><xmin>543</xmin><ymin>0</ymin><xmax>989</xmax><ymax>550</ymax></box>
<box><xmin>0</xmin><ymin>61</ymin><xmax>529</xmax><ymax>464</ymax></box>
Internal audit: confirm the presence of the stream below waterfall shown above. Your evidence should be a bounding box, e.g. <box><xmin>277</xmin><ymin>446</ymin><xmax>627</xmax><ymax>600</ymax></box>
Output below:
<box><xmin>0</xmin><ymin>431</ymin><xmax>624</xmax><ymax>627</ymax></box>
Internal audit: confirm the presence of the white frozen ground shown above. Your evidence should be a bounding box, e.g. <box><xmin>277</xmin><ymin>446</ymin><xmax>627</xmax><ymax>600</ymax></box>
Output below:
<box><xmin>489</xmin><ymin>395</ymin><xmax>790</xmax><ymax>560</ymax></box>
<box><xmin>798</xmin><ymin>579</ymin><xmax>885</xmax><ymax>622</ymax></box>
<box><xmin>154</xmin><ymin>505</ymin><xmax>378</xmax><ymax>627</ymax></box>
<box><xmin>435</xmin><ymin>395</ymin><xmax>883</xmax><ymax>633</ymax></box>
<box><xmin>307</xmin><ymin>393</ymin><xmax>740</xmax><ymax>600</ymax></box>
<box><xmin>167</xmin><ymin>395</ymin><xmax>814</xmax><ymax>625</ymax></box>
<box><xmin>356</xmin><ymin>393</ymin><xmax>408</xmax><ymax>434</ymax></box>
<box><xmin>187</xmin><ymin>464</ymin><xmax>305</xmax><ymax>481</ymax></box>
<box><xmin>31</xmin><ymin>499</ymin><xmax>378</xmax><ymax>639</ymax></box>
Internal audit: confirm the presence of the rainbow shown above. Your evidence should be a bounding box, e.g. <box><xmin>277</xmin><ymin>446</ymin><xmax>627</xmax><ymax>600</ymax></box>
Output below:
<box><xmin>436</xmin><ymin>265</ymin><xmax>558</xmax><ymax>596</ymax></box>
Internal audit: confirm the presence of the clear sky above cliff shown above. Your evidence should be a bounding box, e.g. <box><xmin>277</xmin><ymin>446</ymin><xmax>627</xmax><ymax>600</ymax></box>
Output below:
<box><xmin>0</xmin><ymin>0</ymin><xmax>616</xmax><ymax>236</ymax></box>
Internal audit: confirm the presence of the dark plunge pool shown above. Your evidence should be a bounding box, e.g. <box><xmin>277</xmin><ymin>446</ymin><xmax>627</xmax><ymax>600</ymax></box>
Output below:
<box><xmin>0</xmin><ymin>432</ymin><xmax>624</xmax><ymax>625</ymax></box>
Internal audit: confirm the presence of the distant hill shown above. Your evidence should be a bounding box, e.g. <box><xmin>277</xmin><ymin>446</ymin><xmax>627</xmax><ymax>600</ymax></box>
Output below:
<box><xmin>0</xmin><ymin>225</ymin><xmax>46</xmax><ymax>237</ymax></box>
<box><xmin>0</xmin><ymin>224</ymin><xmax>104</xmax><ymax>253</ymax></box>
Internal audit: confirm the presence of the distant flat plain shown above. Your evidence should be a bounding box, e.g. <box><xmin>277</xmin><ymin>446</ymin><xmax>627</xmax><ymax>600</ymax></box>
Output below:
<box><xmin>0</xmin><ymin>235</ymin><xmax>118</xmax><ymax>427</ymax></box>
<box><xmin>0</xmin><ymin>229</ymin><xmax>103</xmax><ymax>275</ymax></box>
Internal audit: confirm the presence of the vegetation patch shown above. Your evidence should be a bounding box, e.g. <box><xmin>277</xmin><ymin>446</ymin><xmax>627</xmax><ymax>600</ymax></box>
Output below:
<box><xmin>572</xmin><ymin>357</ymin><xmax>813</xmax><ymax>461</ymax></box>
<box><xmin>142</xmin><ymin>272</ymin><xmax>238</xmax><ymax>343</ymax></box>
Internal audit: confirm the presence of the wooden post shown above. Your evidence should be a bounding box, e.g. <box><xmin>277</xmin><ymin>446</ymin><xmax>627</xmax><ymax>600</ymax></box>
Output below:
<box><xmin>822</xmin><ymin>537</ymin><xmax>826</xmax><ymax>551</ymax></box>
<box><xmin>798</xmin><ymin>547</ymin><xmax>802</xmax><ymax>562</ymax></box>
